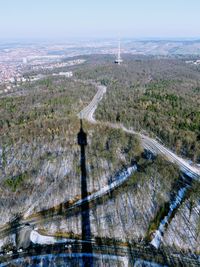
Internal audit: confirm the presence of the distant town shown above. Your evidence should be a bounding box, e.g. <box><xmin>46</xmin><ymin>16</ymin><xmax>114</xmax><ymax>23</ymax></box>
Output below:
<box><xmin>0</xmin><ymin>43</ymin><xmax>91</xmax><ymax>93</ymax></box>
<box><xmin>1</xmin><ymin>39</ymin><xmax>200</xmax><ymax>94</ymax></box>
<box><xmin>0</xmin><ymin>41</ymin><xmax>116</xmax><ymax>88</ymax></box>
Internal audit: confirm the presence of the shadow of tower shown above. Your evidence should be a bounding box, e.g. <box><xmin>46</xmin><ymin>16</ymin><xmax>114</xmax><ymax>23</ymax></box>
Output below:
<box><xmin>77</xmin><ymin>119</ymin><xmax>93</xmax><ymax>267</ymax></box>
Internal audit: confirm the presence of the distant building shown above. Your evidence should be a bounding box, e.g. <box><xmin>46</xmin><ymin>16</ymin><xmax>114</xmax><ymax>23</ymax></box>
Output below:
<box><xmin>58</xmin><ymin>71</ymin><xmax>73</xmax><ymax>77</ymax></box>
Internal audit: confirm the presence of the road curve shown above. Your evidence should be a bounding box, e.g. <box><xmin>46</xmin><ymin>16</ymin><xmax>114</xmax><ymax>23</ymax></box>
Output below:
<box><xmin>79</xmin><ymin>82</ymin><xmax>200</xmax><ymax>180</ymax></box>
<box><xmin>78</xmin><ymin>83</ymin><xmax>107</xmax><ymax>123</ymax></box>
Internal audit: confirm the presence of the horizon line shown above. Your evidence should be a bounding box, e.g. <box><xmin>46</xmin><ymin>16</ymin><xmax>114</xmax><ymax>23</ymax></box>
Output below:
<box><xmin>0</xmin><ymin>36</ymin><xmax>200</xmax><ymax>43</ymax></box>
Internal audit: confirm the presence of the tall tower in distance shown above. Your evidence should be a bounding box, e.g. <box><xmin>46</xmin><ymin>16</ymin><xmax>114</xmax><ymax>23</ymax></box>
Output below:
<box><xmin>115</xmin><ymin>38</ymin><xmax>123</xmax><ymax>65</ymax></box>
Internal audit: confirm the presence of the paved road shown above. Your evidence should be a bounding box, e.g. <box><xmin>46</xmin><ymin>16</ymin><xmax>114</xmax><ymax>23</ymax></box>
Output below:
<box><xmin>0</xmin><ymin>166</ymin><xmax>137</xmax><ymax>239</ymax></box>
<box><xmin>78</xmin><ymin>83</ymin><xmax>107</xmax><ymax>122</ymax></box>
<box><xmin>79</xmin><ymin>83</ymin><xmax>200</xmax><ymax>180</ymax></box>
<box><xmin>0</xmin><ymin>81</ymin><xmax>200</xmax><ymax>265</ymax></box>
<box><xmin>0</xmin><ymin>81</ymin><xmax>198</xmax><ymax>240</ymax></box>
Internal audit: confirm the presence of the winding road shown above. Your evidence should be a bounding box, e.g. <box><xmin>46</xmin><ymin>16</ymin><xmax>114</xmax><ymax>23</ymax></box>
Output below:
<box><xmin>78</xmin><ymin>81</ymin><xmax>200</xmax><ymax>251</ymax></box>
<box><xmin>79</xmin><ymin>82</ymin><xmax>200</xmax><ymax>180</ymax></box>
<box><xmin>0</xmin><ymin>80</ymin><xmax>200</xmax><ymax>265</ymax></box>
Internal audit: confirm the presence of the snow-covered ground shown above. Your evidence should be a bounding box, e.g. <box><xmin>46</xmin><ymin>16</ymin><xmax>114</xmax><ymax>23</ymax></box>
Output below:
<box><xmin>30</xmin><ymin>230</ymin><xmax>68</xmax><ymax>245</ymax></box>
<box><xmin>151</xmin><ymin>185</ymin><xmax>189</xmax><ymax>249</ymax></box>
<box><xmin>28</xmin><ymin>165</ymin><xmax>137</xmax><ymax>246</ymax></box>
<box><xmin>134</xmin><ymin>259</ymin><xmax>167</xmax><ymax>267</ymax></box>
<box><xmin>72</xmin><ymin>165</ymin><xmax>137</xmax><ymax>208</ymax></box>
<box><xmin>1</xmin><ymin>252</ymin><xmax>129</xmax><ymax>267</ymax></box>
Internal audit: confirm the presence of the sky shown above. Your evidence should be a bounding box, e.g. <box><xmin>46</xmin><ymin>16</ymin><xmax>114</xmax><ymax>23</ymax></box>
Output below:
<box><xmin>0</xmin><ymin>0</ymin><xmax>200</xmax><ymax>40</ymax></box>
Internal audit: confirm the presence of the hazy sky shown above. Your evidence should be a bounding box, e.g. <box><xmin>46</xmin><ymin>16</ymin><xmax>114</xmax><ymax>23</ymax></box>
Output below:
<box><xmin>0</xmin><ymin>0</ymin><xmax>200</xmax><ymax>40</ymax></box>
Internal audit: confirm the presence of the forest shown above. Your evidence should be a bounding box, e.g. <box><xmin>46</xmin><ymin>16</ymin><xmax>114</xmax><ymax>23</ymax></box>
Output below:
<box><xmin>75</xmin><ymin>55</ymin><xmax>200</xmax><ymax>162</ymax></box>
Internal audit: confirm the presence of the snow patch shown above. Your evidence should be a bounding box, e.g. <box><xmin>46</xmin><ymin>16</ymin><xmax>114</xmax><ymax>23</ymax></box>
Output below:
<box><xmin>151</xmin><ymin>186</ymin><xmax>189</xmax><ymax>249</ymax></box>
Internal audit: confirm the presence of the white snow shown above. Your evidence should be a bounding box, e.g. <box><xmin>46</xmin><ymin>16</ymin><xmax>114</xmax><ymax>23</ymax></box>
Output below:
<box><xmin>73</xmin><ymin>165</ymin><xmax>137</xmax><ymax>208</ymax></box>
<box><xmin>134</xmin><ymin>259</ymin><xmax>166</xmax><ymax>267</ymax></box>
<box><xmin>151</xmin><ymin>186</ymin><xmax>189</xmax><ymax>249</ymax></box>
<box><xmin>30</xmin><ymin>230</ymin><xmax>68</xmax><ymax>245</ymax></box>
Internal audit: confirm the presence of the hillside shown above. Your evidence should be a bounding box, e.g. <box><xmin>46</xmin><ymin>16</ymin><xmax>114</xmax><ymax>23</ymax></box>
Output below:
<box><xmin>75</xmin><ymin>55</ymin><xmax>200</xmax><ymax>162</ymax></box>
<box><xmin>0</xmin><ymin>55</ymin><xmax>199</xmax><ymax>266</ymax></box>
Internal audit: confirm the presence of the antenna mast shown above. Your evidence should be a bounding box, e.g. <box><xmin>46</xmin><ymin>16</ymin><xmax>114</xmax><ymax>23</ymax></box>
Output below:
<box><xmin>115</xmin><ymin>38</ymin><xmax>123</xmax><ymax>65</ymax></box>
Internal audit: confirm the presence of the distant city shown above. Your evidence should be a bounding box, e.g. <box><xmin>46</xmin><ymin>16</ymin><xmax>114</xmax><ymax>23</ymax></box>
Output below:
<box><xmin>1</xmin><ymin>38</ymin><xmax>200</xmax><ymax>92</ymax></box>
